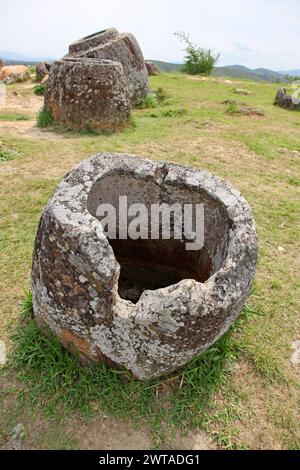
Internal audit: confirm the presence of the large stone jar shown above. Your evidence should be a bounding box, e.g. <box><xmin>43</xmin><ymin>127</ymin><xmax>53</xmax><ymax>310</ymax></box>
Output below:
<box><xmin>32</xmin><ymin>154</ymin><xmax>258</xmax><ymax>380</ymax></box>
<box><xmin>44</xmin><ymin>58</ymin><xmax>131</xmax><ymax>131</ymax></box>
<box><xmin>66</xmin><ymin>28</ymin><xmax>149</xmax><ymax>106</ymax></box>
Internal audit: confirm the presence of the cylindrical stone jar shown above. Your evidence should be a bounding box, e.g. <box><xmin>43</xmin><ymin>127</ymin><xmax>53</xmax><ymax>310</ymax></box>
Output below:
<box><xmin>44</xmin><ymin>58</ymin><xmax>131</xmax><ymax>131</ymax></box>
<box><xmin>32</xmin><ymin>154</ymin><xmax>258</xmax><ymax>380</ymax></box>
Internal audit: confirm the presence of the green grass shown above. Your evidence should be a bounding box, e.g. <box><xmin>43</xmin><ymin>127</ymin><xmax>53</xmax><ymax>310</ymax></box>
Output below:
<box><xmin>0</xmin><ymin>73</ymin><xmax>299</xmax><ymax>449</ymax></box>
<box><xmin>0</xmin><ymin>112</ymin><xmax>30</xmax><ymax>121</ymax></box>
<box><xmin>7</xmin><ymin>292</ymin><xmax>260</xmax><ymax>447</ymax></box>
<box><xmin>226</xmin><ymin>101</ymin><xmax>239</xmax><ymax>115</ymax></box>
<box><xmin>136</xmin><ymin>94</ymin><xmax>158</xmax><ymax>109</ymax></box>
<box><xmin>150</xmin><ymin>108</ymin><xmax>188</xmax><ymax>118</ymax></box>
<box><xmin>0</xmin><ymin>145</ymin><xmax>16</xmax><ymax>162</ymax></box>
<box><xmin>36</xmin><ymin>108</ymin><xmax>53</xmax><ymax>128</ymax></box>
<box><xmin>33</xmin><ymin>84</ymin><xmax>46</xmax><ymax>96</ymax></box>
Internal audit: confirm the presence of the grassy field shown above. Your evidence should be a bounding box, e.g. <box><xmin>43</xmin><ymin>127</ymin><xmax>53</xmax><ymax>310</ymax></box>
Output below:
<box><xmin>0</xmin><ymin>73</ymin><xmax>299</xmax><ymax>450</ymax></box>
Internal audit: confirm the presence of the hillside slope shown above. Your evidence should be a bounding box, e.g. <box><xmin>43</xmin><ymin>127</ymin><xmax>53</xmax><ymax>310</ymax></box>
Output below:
<box><xmin>149</xmin><ymin>60</ymin><xmax>292</xmax><ymax>83</ymax></box>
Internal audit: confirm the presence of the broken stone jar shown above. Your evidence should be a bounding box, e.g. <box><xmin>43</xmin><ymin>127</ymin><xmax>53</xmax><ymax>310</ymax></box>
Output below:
<box><xmin>32</xmin><ymin>153</ymin><xmax>258</xmax><ymax>379</ymax></box>
<box><xmin>66</xmin><ymin>28</ymin><xmax>149</xmax><ymax>106</ymax></box>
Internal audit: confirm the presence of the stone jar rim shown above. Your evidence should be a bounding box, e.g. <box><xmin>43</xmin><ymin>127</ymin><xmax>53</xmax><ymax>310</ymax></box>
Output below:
<box><xmin>47</xmin><ymin>153</ymin><xmax>258</xmax><ymax>314</ymax></box>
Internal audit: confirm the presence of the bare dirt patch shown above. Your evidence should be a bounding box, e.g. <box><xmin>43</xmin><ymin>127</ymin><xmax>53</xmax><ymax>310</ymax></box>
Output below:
<box><xmin>77</xmin><ymin>417</ymin><xmax>216</xmax><ymax>450</ymax></box>
<box><xmin>78</xmin><ymin>418</ymin><xmax>152</xmax><ymax>450</ymax></box>
<box><xmin>0</xmin><ymin>120</ymin><xmax>60</xmax><ymax>140</ymax></box>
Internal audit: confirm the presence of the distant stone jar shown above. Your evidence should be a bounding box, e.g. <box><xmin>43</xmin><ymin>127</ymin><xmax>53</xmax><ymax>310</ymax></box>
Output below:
<box><xmin>274</xmin><ymin>87</ymin><xmax>300</xmax><ymax>111</ymax></box>
<box><xmin>36</xmin><ymin>62</ymin><xmax>51</xmax><ymax>82</ymax></box>
<box><xmin>0</xmin><ymin>65</ymin><xmax>30</xmax><ymax>84</ymax></box>
<box><xmin>66</xmin><ymin>28</ymin><xmax>149</xmax><ymax>106</ymax></box>
<box><xmin>44</xmin><ymin>58</ymin><xmax>131</xmax><ymax>131</ymax></box>
<box><xmin>32</xmin><ymin>153</ymin><xmax>258</xmax><ymax>380</ymax></box>
<box><xmin>146</xmin><ymin>61</ymin><xmax>161</xmax><ymax>76</ymax></box>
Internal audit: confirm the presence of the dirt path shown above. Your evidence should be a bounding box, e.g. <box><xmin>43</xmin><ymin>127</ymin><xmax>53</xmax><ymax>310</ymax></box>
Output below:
<box><xmin>0</xmin><ymin>82</ymin><xmax>60</xmax><ymax>140</ymax></box>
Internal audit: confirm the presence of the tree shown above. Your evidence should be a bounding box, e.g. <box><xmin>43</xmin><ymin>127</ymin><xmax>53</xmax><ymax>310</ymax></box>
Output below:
<box><xmin>175</xmin><ymin>31</ymin><xmax>220</xmax><ymax>75</ymax></box>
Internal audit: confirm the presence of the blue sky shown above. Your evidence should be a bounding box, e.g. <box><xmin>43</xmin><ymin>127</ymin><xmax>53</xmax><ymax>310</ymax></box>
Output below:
<box><xmin>0</xmin><ymin>0</ymin><xmax>299</xmax><ymax>69</ymax></box>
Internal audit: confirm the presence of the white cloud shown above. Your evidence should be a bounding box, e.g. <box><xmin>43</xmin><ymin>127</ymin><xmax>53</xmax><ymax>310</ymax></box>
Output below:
<box><xmin>0</xmin><ymin>0</ymin><xmax>299</xmax><ymax>69</ymax></box>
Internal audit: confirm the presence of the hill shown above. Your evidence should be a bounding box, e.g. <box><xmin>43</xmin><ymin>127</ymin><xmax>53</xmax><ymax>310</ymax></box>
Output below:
<box><xmin>0</xmin><ymin>50</ymin><xmax>297</xmax><ymax>83</ymax></box>
<box><xmin>147</xmin><ymin>60</ymin><xmax>182</xmax><ymax>73</ymax></box>
<box><xmin>149</xmin><ymin>60</ymin><xmax>292</xmax><ymax>83</ymax></box>
<box><xmin>0</xmin><ymin>50</ymin><xmax>53</xmax><ymax>65</ymax></box>
<box><xmin>279</xmin><ymin>69</ymin><xmax>300</xmax><ymax>77</ymax></box>
<box><xmin>213</xmin><ymin>64</ymin><xmax>290</xmax><ymax>82</ymax></box>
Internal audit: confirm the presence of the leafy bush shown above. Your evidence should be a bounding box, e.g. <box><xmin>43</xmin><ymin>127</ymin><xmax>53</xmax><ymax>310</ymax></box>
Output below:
<box><xmin>37</xmin><ymin>108</ymin><xmax>53</xmax><ymax>128</ymax></box>
<box><xmin>175</xmin><ymin>31</ymin><xmax>220</xmax><ymax>75</ymax></box>
<box><xmin>34</xmin><ymin>84</ymin><xmax>46</xmax><ymax>96</ymax></box>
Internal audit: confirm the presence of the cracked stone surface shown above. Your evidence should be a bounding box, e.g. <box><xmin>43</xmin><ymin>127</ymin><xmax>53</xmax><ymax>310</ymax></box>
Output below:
<box><xmin>32</xmin><ymin>153</ymin><xmax>258</xmax><ymax>380</ymax></box>
<box><xmin>44</xmin><ymin>58</ymin><xmax>131</xmax><ymax>131</ymax></box>
<box><xmin>65</xmin><ymin>28</ymin><xmax>149</xmax><ymax>106</ymax></box>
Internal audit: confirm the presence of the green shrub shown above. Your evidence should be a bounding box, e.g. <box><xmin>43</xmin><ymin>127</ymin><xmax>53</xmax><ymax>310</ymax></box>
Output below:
<box><xmin>33</xmin><ymin>84</ymin><xmax>46</xmax><ymax>96</ymax></box>
<box><xmin>84</xmin><ymin>119</ymin><xmax>97</xmax><ymax>133</ymax></box>
<box><xmin>37</xmin><ymin>108</ymin><xmax>53</xmax><ymax>128</ymax></box>
<box><xmin>137</xmin><ymin>95</ymin><xmax>158</xmax><ymax>109</ymax></box>
<box><xmin>175</xmin><ymin>31</ymin><xmax>220</xmax><ymax>75</ymax></box>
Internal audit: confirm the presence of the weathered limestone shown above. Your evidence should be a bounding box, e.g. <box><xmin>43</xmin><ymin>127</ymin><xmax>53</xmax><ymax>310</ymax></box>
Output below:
<box><xmin>146</xmin><ymin>61</ymin><xmax>161</xmax><ymax>76</ymax></box>
<box><xmin>32</xmin><ymin>153</ymin><xmax>258</xmax><ymax>380</ymax></box>
<box><xmin>36</xmin><ymin>62</ymin><xmax>51</xmax><ymax>82</ymax></box>
<box><xmin>66</xmin><ymin>28</ymin><xmax>149</xmax><ymax>105</ymax></box>
<box><xmin>41</xmin><ymin>74</ymin><xmax>49</xmax><ymax>85</ymax></box>
<box><xmin>44</xmin><ymin>58</ymin><xmax>131</xmax><ymax>130</ymax></box>
<box><xmin>274</xmin><ymin>87</ymin><xmax>300</xmax><ymax>110</ymax></box>
<box><xmin>69</xmin><ymin>28</ymin><xmax>119</xmax><ymax>55</ymax></box>
<box><xmin>0</xmin><ymin>65</ymin><xmax>30</xmax><ymax>84</ymax></box>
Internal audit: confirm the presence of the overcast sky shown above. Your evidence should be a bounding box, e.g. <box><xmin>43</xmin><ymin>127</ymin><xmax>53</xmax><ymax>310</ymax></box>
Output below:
<box><xmin>1</xmin><ymin>0</ymin><xmax>299</xmax><ymax>70</ymax></box>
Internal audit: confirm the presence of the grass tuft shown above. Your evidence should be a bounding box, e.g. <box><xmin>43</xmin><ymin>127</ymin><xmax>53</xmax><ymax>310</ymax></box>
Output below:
<box><xmin>0</xmin><ymin>147</ymin><xmax>14</xmax><ymax>162</ymax></box>
<box><xmin>33</xmin><ymin>84</ymin><xmax>46</xmax><ymax>96</ymax></box>
<box><xmin>0</xmin><ymin>112</ymin><xmax>30</xmax><ymax>121</ymax></box>
<box><xmin>150</xmin><ymin>108</ymin><xmax>188</xmax><ymax>118</ymax></box>
<box><xmin>36</xmin><ymin>108</ymin><xmax>53</xmax><ymax>128</ymax></box>
<box><xmin>136</xmin><ymin>95</ymin><xmax>158</xmax><ymax>109</ymax></box>
<box><xmin>0</xmin><ymin>145</ymin><xmax>17</xmax><ymax>162</ymax></box>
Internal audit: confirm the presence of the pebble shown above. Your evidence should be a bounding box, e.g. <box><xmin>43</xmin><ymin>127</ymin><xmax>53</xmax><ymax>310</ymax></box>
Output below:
<box><xmin>0</xmin><ymin>340</ymin><xmax>7</xmax><ymax>365</ymax></box>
